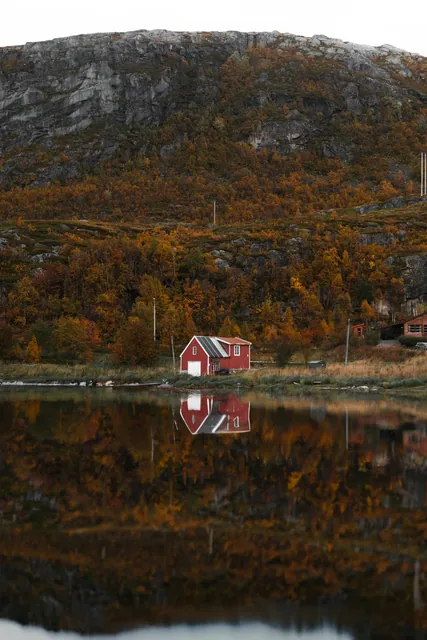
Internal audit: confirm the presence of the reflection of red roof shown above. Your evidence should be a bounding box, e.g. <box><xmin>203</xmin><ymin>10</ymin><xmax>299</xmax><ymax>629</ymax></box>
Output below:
<box><xmin>217</xmin><ymin>337</ymin><xmax>252</xmax><ymax>345</ymax></box>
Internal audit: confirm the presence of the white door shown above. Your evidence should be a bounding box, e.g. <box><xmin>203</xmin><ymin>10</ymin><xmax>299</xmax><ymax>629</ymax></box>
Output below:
<box><xmin>188</xmin><ymin>361</ymin><xmax>201</xmax><ymax>377</ymax></box>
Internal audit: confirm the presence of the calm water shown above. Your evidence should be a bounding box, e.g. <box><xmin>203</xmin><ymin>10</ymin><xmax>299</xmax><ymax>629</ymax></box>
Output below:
<box><xmin>1</xmin><ymin>388</ymin><xmax>427</xmax><ymax>638</ymax></box>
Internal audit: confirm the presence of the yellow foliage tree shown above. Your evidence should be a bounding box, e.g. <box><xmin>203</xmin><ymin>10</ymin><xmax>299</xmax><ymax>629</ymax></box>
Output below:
<box><xmin>218</xmin><ymin>316</ymin><xmax>241</xmax><ymax>337</ymax></box>
<box><xmin>26</xmin><ymin>336</ymin><xmax>42</xmax><ymax>363</ymax></box>
<box><xmin>360</xmin><ymin>299</ymin><xmax>376</xmax><ymax>322</ymax></box>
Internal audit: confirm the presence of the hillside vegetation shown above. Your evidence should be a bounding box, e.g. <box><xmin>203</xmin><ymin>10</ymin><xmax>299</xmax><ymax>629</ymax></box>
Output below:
<box><xmin>2</xmin><ymin>203</ymin><xmax>427</xmax><ymax>365</ymax></box>
<box><xmin>2</xmin><ymin>31</ymin><xmax>427</xmax><ymax>364</ymax></box>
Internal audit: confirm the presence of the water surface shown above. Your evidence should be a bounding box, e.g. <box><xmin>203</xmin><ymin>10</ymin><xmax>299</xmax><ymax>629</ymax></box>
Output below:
<box><xmin>1</xmin><ymin>388</ymin><xmax>427</xmax><ymax>638</ymax></box>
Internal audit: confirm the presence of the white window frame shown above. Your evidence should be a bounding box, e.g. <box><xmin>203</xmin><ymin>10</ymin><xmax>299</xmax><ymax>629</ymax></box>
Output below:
<box><xmin>233</xmin><ymin>417</ymin><xmax>240</xmax><ymax>428</ymax></box>
<box><xmin>409</xmin><ymin>324</ymin><xmax>422</xmax><ymax>334</ymax></box>
<box><xmin>192</xmin><ymin>346</ymin><xmax>197</xmax><ymax>355</ymax></box>
<box><xmin>234</xmin><ymin>345</ymin><xmax>240</xmax><ymax>356</ymax></box>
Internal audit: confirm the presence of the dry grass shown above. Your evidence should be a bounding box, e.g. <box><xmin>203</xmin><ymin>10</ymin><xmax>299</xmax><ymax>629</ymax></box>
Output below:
<box><xmin>0</xmin><ymin>362</ymin><xmax>175</xmax><ymax>382</ymax></box>
<box><xmin>245</xmin><ymin>353</ymin><xmax>427</xmax><ymax>381</ymax></box>
<box><xmin>2</xmin><ymin>354</ymin><xmax>427</xmax><ymax>388</ymax></box>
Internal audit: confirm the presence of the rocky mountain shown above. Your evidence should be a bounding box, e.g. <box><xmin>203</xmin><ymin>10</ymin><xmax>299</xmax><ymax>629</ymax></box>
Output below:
<box><xmin>0</xmin><ymin>30</ymin><xmax>427</xmax><ymax>221</ymax></box>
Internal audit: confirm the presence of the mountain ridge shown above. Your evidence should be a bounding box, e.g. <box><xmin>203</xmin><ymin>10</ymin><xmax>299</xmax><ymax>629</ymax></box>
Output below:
<box><xmin>4</xmin><ymin>29</ymin><xmax>422</xmax><ymax>58</ymax></box>
<box><xmin>1</xmin><ymin>28</ymin><xmax>427</xmax><ymax>221</ymax></box>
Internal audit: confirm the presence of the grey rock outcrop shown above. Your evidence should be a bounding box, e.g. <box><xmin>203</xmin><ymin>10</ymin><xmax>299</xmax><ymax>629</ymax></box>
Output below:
<box><xmin>359</xmin><ymin>232</ymin><xmax>396</xmax><ymax>247</ymax></box>
<box><xmin>400</xmin><ymin>254</ymin><xmax>427</xmax><ymax>305</ymax></box>
<box><xmin>0</xmin><ymin>30</ymin><xmax>424</xmax><ymax>185</ymax></box>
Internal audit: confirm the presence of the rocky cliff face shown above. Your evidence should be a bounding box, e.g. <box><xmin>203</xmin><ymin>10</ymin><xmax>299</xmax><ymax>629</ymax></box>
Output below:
<box><xmin>1</xmin><ymin>30</ymin><xmax>426</xmax><ymax>187</ymax></box>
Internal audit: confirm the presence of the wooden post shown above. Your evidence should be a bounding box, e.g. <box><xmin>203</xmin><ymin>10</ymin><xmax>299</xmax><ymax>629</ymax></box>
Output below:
<box><xmin>153</xmin><ymin>297</ymin><xmax>156</xmax><ymax>342</ymax></box>
<box><xmin>171</xmin><ymin>334</ymin><xmax>176</xmax><ymax>374</ymax></box>
<box><xmin>345</xmin><ymin>318</ymin><xmax>351</xmax><ymax>366</ymax></box>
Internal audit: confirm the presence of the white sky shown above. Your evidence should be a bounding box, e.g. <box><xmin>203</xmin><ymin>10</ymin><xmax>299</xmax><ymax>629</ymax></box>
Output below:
<box><xmin>1</xmin><ymin>0</ymin><xmax>427</xmax><ymax>57</ymax></box>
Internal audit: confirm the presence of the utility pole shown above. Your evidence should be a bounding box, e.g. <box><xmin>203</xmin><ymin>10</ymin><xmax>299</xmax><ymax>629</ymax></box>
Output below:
<box><xmin>422</xmin><ymin>152</ymin><xmax>427</xmax><ymax>197</ymax></box>
<box><xmin>171</xmin><ymin>334</ymin><xmax>176</xmax><ymax>374</ymax></box>
<box><xmin>213</xmin><ymin>200</ymin><xmax>216</xmax><ymax>226</ymax></box>
<box><xmin>153</xmin><ymin>297</ymin><xmax>156</xmax><ymax>342</ymax></box>
<box><xmin>425</xmin><ymin>152</ymin><xmax>427</xmax><ymax>197</ymax></box>
<box><xmin>344</xmin><ymin>318</ymin><xmax>351</xmax><ymax>366</ymax></box>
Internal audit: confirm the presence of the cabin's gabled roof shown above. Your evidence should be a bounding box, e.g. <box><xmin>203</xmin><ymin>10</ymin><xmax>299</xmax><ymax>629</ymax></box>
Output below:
<box><xmin>180</xmin><ymin>335</ymin><xmax>251</xmax><ymax>358</ymax></box>
<box><xmin>404</xmin><ymin>313</ymin><xmax>427</xmax><ymax>323</ymax></box>
<box><xmin>196</xmin><ymin>336</ymin><xmax>228</xmax><ymax>358</ymax></box>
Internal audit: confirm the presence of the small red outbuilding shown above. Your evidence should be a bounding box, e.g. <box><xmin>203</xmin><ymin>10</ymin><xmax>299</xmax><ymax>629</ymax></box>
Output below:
<box><xmin>180</xmin><ymin>336</ymin><xmax>251</xmax><ymax>376</ymax></box>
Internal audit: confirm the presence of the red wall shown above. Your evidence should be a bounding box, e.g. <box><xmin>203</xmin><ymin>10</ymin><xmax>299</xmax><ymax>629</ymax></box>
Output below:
<box><xmin>180</xmin><ymin>337</ymin><xmax>209</xmax><ymax>375</ymax></box>
<box><xmin>217</xmin><ymin>341</ymin><xmax>250</xmax><ymax>371</ymax></box>
<box><xmin>352</xmin><ymin>324</ymin><xmax>364</xmax><ymax>338</ymax></box>
<box><xmin>404</xmin><ymin>314</ymin><xmax>427</xmax><ymax>337</ymax></box>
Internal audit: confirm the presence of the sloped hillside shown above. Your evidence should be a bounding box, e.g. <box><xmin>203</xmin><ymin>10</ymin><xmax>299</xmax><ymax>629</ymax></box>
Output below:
<box><xmin>3</xmin><ymin>200</ymin><xmax>427</xmax><ymax>363</ymax></box>
<box><xmin>1</xmin><ymin>31</ymin><xmax>427</xmax><ymax>221</ymax></box>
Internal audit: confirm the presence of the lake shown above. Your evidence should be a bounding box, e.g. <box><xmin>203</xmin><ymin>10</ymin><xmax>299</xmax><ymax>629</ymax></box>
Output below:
<box><xmin>1</xmin><ymin>388</ymin><xmax>427</xmax><ymax>638</ymax></box>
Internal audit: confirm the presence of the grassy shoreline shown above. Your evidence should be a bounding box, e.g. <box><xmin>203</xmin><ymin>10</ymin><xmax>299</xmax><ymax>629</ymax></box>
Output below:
<box><xmin>1</xmin><ymin>358</ymin><xmax>427</xmax><ymax>395</ymax></box>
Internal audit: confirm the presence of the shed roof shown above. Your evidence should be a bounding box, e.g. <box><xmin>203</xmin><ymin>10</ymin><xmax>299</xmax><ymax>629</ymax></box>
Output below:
<box><xmin>216</xmin><ymin>337</ymin><xmax>252</xmax><ymax>345</ymax></box>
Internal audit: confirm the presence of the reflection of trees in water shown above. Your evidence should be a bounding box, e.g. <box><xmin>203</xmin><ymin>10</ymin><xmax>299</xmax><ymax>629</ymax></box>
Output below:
<box><xmin>2</xmin><ymin>393</ymin><xmax>427</xmax><ymax>524</ymax></box>
<box><xmin>2</xmin><ymin>393</ymin><xmax>427</xmax><ymax>634</ymax></box>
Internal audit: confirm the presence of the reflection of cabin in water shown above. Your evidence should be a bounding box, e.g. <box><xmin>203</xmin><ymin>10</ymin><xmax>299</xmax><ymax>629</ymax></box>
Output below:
<box><xmin>180</xmin><ymin>394</ymin><xmax>251</xmax><ymax>434</ymax></box>
<box><xmin>404</xmin><ymin>429</ymin><xmax>427</xmax><ymax>456</ymax></box>
<box><xmin>349</xmin><ymin>420</ymin><xmax>427</xmax><ymax>461</ymax></box>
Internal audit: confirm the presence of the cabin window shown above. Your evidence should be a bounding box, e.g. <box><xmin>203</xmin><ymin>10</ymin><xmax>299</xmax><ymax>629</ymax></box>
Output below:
<box><xmin>213</xmin><ymin>360</ymin><xmax>220</xmax><ymax>371</ymax></box>
<box><xmin>233</xmin><ymin>417</ymin><xmax>240</xmax><ymax>428</ymax></box>
<box><xmin>234</xmin><ymin>345</ymin><xmax>240</xmax><ymax>356</ymax></box>
<box><xmin>424</xmin><ymin>325</ymin><xmax>427</xmax><ymax>334</ymax></box>
<box><xmin>408</xmin><ymin>324</ymin><xmax>422</xmax><ymax>333</ymax></box>
<box><xmin>192</xmin><ymin>346</ymin><xmax>197</xmax><ymax>355</ymax></box>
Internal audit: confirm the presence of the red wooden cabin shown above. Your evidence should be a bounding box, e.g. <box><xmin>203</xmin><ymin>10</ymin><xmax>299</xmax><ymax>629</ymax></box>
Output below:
<box><xmin>180</xmin><ymin>393</ymin><xmax>251</xmax><ymax>435</ymax></box>
<box><xmin>180</xmin><ymin>336</ymin><xmax>251</xmax><ymax>376</ymax></box>
<box><xmin>403</xmin><ymin>313</ymin><xmax>427</xmax><ymax>338</ymax></box>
